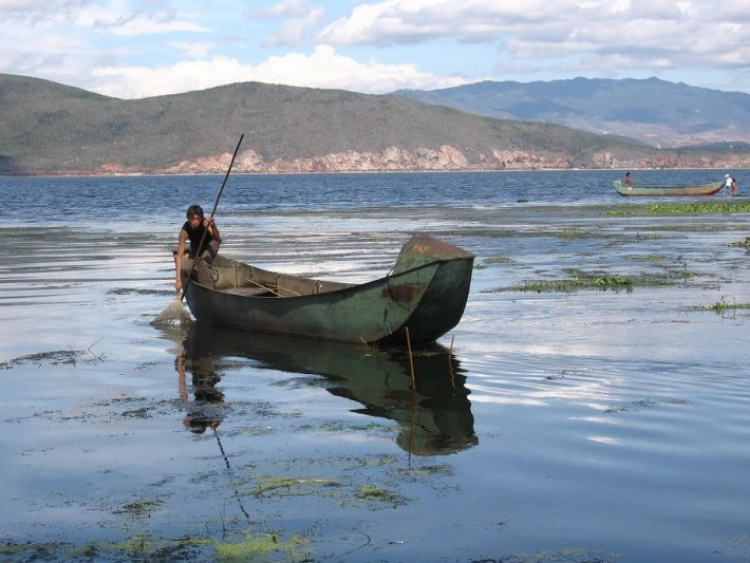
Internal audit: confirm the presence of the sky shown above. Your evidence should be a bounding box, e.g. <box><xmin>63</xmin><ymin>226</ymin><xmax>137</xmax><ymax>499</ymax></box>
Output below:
<box><xmin>1</xmin><ymin>0</ymin><xmax>748</xmax><ymax>99</ymax></box>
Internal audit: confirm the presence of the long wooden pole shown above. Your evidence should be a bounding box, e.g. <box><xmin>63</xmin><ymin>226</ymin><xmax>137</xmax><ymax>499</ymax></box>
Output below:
<box><xmin>181</xmin><ymin>134</ymin><xmax>244</xmax><ymax>301</ymax></box>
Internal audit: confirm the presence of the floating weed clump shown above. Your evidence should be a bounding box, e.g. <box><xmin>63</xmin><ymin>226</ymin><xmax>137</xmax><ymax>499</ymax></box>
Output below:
<box><xmin>114</xmin><ymin>500</ymin><xmax>164</xmax><ymax>518</ymax></box>
<box><xmin>0</xmin><ymin>350</ymin><xmax>89</xmax><ymax>369</ymax></box>
<box><xmin>358</xmin><ymin>454</ymin><xmax>397</xmax><ymax>468</ymax></box>
<box><xmin>629</xmin><ymin>253</ymin><xmax>669</xmax><ymax>262</ymax></box>
<box><xmin>729</xmin><ymin>237</ymin><xmax>750</xmax><ymax>249</ymax></box>
<box><xmin>401</xmin><ymin>464</ymin><xmax>454</xmax><ymax>478</ymax></box>
<box><xmin>213</xmin><ymin>531</ymin><xmax>310</xmax><ymax>562</ymax></box>
<box><xmin>0</xmin><ymin>542</ymin><xmax>69</xmax><ymax>559</ymax></box>
<box><xmin>476</xmin><ymin>255</ymin><xmax>512</xmax><ymax>269</ymax></box>
<box><xmin>609</xmin><ymin>201</ymin><xmax>750</xmax><ymax>216</ymax></box>
<box><xmin>695</xmin><ymin>298</ymin><xmax>750</xmax><ymax>313</ymax></box>
<box><xmin>67</xmin><ymin>535</ymin><xmax>170</xmax><ymax>560</ymax></box>
<box><xmin>64</xmin><ymin>532</ymin><xmax>311</xmax><ymax>562</ymax></box>
<box><xmin>485</xmin><ymin>267</ymin><xmax>704</xmax><ymax>293</ymax></box>
<box><xmin>492</xmin><ymin>547</ymin><xmax>619</xmax><ymax>563</ymax></box>
<box><xmin>351</xmin><ymin>485</ymin><xmax>408</xmax><ymax>507</ymax></box>
<box><xmin>253</xmin><ymin>476</ymin><xmax>341</xmax><ymax>499</ymax></box>
<box><xmin>108</xmin><ymin>287</ymin><xmax>175</xmax><ymax>296</ymax></box>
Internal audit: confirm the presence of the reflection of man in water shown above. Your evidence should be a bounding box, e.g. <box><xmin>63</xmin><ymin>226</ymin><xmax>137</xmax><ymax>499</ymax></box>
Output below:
<box><xmin>176</xmin><ymin>354</ymin><xmax>224</xmax><ymax>433</ymax></box>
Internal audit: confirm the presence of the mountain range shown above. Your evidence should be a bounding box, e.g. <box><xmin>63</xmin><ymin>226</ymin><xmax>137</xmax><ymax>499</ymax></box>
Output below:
<box><xmin>1</xmin><ymin>73</ymin><xmax>748</xmax><ymax>175</ymax></box>
<box><xmin>394</xmin><ymin>77</ymin><xmax>750</xmax><ymax>148</ymax></box>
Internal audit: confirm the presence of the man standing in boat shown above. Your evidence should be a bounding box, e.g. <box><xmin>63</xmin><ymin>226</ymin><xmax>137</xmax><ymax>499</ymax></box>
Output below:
<box><xmin>724</xmin><ymin>174</ymin><xmax>739</xmax><ymax>198</ymax></box>
<box><xmin>175</xmin><ymin>204</ymin><xmax>222</xmax><ymax>292</ymax></box>
<box><xmin>623</xmin><ymin>171</ymin><xmax>635</xmax><ymax>187</ymax></box>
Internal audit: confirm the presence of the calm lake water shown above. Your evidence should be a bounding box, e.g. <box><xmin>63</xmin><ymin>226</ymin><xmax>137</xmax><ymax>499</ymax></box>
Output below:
<box><xmin>1</xmin><ymin>170</ymin><xmax>749</xmax><ymax>562</ymax></box>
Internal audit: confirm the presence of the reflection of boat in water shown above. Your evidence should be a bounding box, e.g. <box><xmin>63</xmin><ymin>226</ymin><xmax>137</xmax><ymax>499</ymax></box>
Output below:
<box><xmin>176</xmin><ymin>321</ymin><xmax>478</xmax><ymax>456</ymax></box>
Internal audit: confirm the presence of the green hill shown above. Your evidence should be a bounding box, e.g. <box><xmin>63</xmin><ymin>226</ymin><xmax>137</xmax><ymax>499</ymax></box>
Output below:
<box><xmin>1</xmin><ymin>73</ymin><xmax>746</xmax><ymax>175</ymax></box>
<box><xmin>0</xmin><ymin>73</ymin><xmax>658</xmax><ymax>175</ymax></box>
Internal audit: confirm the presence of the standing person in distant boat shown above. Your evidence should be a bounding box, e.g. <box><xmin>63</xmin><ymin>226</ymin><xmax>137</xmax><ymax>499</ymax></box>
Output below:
<box><xmin>724</xmin><ymin>174</ymin><xmax>737</xmax><ymax>198</ymax></box>
<box><xmin>175</xmin><ymin>204</ymin><xmax>222</xmax><ymax>293</ymax></box>
<box><xmin>623</xmin><ymin>172</ymin><xmax>635</xmax><ymax>187</ymax></box>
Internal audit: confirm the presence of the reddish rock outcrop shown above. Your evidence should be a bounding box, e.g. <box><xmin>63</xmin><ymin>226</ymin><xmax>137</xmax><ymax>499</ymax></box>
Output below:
<box><xmin>85</xmin><ymin>144</ymin><xmax>750</xmax><ymax>175</ymax></box>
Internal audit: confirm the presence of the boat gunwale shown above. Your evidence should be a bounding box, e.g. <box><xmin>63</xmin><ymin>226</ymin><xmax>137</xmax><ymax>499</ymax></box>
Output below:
<box><xmin>190</xmin><ymin>253</ymin><xmax>475</xmax><ymax>302</ymax></box>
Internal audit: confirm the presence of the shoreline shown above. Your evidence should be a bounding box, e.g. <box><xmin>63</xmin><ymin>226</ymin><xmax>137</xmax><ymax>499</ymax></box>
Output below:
<box><xmin>3</xmin><ymin>166</ymin><xmax>750</xmax><ymax>179</ymax></box>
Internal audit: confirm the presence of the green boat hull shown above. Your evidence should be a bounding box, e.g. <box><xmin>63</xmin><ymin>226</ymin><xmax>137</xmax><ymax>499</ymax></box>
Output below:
<box><xmin>613</xmin><ymin>180</ymin><xmax>723</xmax><ymax>196</ymax></box>
<box><xmin>183</xmin><ymin>235</ymin><xmax>474</xmax><ymax>344</ymax></box>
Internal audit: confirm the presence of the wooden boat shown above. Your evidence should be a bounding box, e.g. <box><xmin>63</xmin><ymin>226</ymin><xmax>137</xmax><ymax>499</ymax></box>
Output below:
<box><xmin>182</xmin><ymin>234</ymin><xmax>474</xmax><ymax>344</ymax></box>
<box><xmin>613</xmin><ymin>179</ymin><xmax>723</xmax><ymax>197</ymax></box>
<box><xmin>165</xmin><ymin>322</ymin><xmax>477</xmax><ymax>455</ymax></box>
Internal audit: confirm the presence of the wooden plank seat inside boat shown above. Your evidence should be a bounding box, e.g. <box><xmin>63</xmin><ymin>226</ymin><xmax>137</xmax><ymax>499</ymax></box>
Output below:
<box><xmin>204</xmin><ymin>262</ymin><xmax>350</xmax><ymax>298</ymax></box>
<box><xmin>221</xmin><ymin>286</ymin><xmax>277</xmax><ymax>297</ymax></box>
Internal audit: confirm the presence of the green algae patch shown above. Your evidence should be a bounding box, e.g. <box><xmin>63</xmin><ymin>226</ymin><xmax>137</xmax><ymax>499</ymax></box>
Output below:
<box><xmin>63</xmin><ymin>532</ymin><xmax>311</xmax><ymax>562</ymax></box>
<box><xmin>486</xmin><ymin>268</ymin><xmax>701</xmax><ymax>293</ymax></box>
<box><xmin>489</xmin><ymin>547</ymin><xmax>620</xmax><ymax>563</ymax></box>
<box><xmin>68</xmin><ymin>535</ymin><xmax>174</xmax><ymax>561</ymax></box>
<box><xmin>213</xmin><ymin>532</ymin><xmax>310</xmax><ymax>562</ymax></box>
<box><xmin>694</xmin><ymin>298</ymin><xmax>750</xmax><ymax>313</ymax></box>
<box><xmin>609</xmin><ymin>201</ymin><xmax>750</xmax><ymax>216</ymax></box>
<box><xmin>476</xmin><ymin>255</ymin><xmax>512</xmax><ymax>269</ymax></box>
<box><xmin>490</xmin><ymin>275</ymin><xmax>635</xmax><ymax>293</ymax></box>
<box><xmin>629</xmin><ymin>253</ymin><xmax>669</xmax><ymax>262</ymax></box>
<box><xmin>114</xmin><ymin>500</ymin><xmax>164</xmax><ymax>518</ymax></box>
<box><xmin>357</xmin><ymin>454</ymin><xmax>397</xmax><ymax>468</ymax></box>
<box><xmin>253</xmin><ymin>476</ymin><xmax>341</xmax><ymax>499</ymax></box>
<box><xmin>0</xmin><ymin>542</ymin><xmax>70</xmax><ymax>560</ymax></box>
<box><xmin>349</xmin><ymin>485</ymin><xmax>408</xmax><ymax>507</ymax></box>
<box><xmin>405</xmin><ymin>464</ymin><xmax>454</xmax><ymax>478</ymax></box>
<box><xmin>729</xmin><ymin>237</ymin><xmax>750</xmax><ymax>248</ymax></box>
<box><xmin>0</xmin><ymin>350</ymin><xmax>90</xmax><ymax>369</ymax></box>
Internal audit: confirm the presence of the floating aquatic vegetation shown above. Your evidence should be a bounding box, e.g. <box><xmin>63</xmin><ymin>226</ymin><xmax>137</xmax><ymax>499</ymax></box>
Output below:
<box><xmin>55</xmin><ymin>531</ymin><xmax>311</xmax><ymax>562</ymax></box>
<box><xmin>212</xmin><ymin>531</ymin><xmax>310</xmax><ymax>562</ymax></box>
<box><xmin>114</xmin><ymin>500</ymin><xmax>164</xmax><ymax>518</ymax></box>
<box><xmin>728</xmin><ymin>237</ymin><xmax>750</xmax><ymax>248</ymax></box>
<box><xmin>477</xmin><ymin>547</ymin><xmax>619</xmax><ymax>563</ymax></box>
<box><xmin>486</xmin><ymin>267</ymin><xmax>703</xmax><ymax>293</ymax></box>
<box><xmin>0</xmin><ymin>350</ymin><xmax>91</xmax><ymax>369</ymax></box>
<box><xmin>475</xmin><ymin>255</ymin><xmax>512</xmax><ymax>269</ymax></box>
<box><xmin>609</xmin><ymin>201</ymin><xmax>750</xmax><ymax>216</ymax></box>
<box><xmin>695</xmin><ymin>298</ymin><xmax>750</xmax><ymax>313</ymax></box>
<box><xmin>351</xmin><ymin>485</ymin><xmax>408</xmax><ymax>507</ymax></box>
<box><xmin>252</xmin><ymin>476</ymin><xmax>342</xmax><ymax>499</ymax></box>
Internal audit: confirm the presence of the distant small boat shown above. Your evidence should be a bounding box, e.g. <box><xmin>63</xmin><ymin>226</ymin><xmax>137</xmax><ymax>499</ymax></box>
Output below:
<box><xmin>182</xmin><ymin>234</ymin><xmax>474</xmax><ymax>344</ymax></box>
<box><xmin>612</xmin><ymin>180</ymin><xmax>724</xmax><ymax>197</ymax></box>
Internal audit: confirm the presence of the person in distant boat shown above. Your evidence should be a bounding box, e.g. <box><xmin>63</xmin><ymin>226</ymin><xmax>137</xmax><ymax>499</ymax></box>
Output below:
<box><xmin>724</xmin><ymin>174</ymin><xmax>738</xmax><ymax>198</ymax></box>
<box><xmin>175</xmin><ymin>204</ymin><xmax>221</xmax><ymax>292</ymax></box>
<box><xmin>623</xmin><ymin>172</ymin><xmax>635</xmax><ymax>187</ymax></box>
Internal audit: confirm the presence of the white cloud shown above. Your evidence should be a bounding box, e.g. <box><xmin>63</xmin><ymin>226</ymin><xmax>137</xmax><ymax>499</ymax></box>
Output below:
<box><xmin>90</xmin><ymin>45</ymin><xmax>469</xmax><ymax>98</ymax></box>
<box><xmin>263</xmin><ymin>6</ymin><xmax>326</xmax><ymax>47</ymax></box>
<box><xmin>248</xmin><ymin>0</ymin><xmax>313</xmax><ymax>18</ymax></box>
<box><xmin>0</xmin><ymin>0</ymin><xmax>84</xmax><ymax>21</ymax></box>
<box><xmin>316</xmin><ymin>0</ymin><xmax>750</xmax><ymax>75</ymax></box>
<box><xmin>2</xmin><ymin>0</ymin><xmax>750</xmax><ymax>97</ymax></box>
<box><xmin>169</xmin><ymin>40</ymin><xmax>215</xmax><ymax>58</ymax></box>
<box><xmin>107</xmin><ymin>15</ymin><xmax>210</xmax><ymax>36</ymax></box>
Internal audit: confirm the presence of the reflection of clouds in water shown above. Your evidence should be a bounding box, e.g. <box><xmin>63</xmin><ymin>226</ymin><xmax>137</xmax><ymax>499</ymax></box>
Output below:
<box><xmin>587</xmin><ymin>436</ymin><xmax>623</xmax><ymax>446</ymax></box>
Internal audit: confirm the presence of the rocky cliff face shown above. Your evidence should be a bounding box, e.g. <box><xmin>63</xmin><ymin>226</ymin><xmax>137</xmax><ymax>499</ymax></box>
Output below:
<box><xmin>97</xmin><ymin>144</ymin><xmax>750</xmax><ymax>175</ymax></box>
